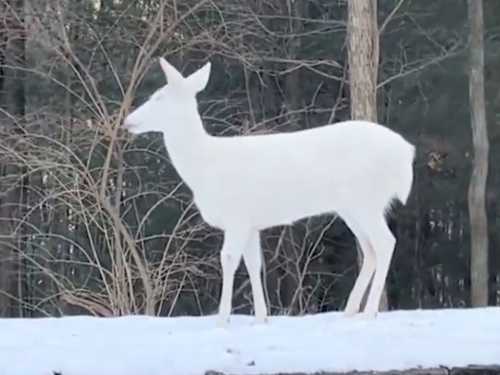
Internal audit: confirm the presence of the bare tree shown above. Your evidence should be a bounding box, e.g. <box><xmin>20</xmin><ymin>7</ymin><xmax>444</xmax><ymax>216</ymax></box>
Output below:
<box><xmin>347</xmin><ymin>0</ymin><xmax>378</xmax><ymax>122</ymax></box>
<box><xmin>0</xmin><ymin>0</ymin><xmax>490</xmax><ymax>318</ymax></box>
<box><xmin>0</xmin><ymin>0</ymin><xmax>26</xmax><ymax>316</ymax></box>
<box><xmin>467</xmin><ymin>0</ymin><xmax>489</xmax><ymax>307</ymax></box>
<box><xmin>347</xmin><ymin>0</ymin><xmax>390</xmax><ymax>311</ymax></box>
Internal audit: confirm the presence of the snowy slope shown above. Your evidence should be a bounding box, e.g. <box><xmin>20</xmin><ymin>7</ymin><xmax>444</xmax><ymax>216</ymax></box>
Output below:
<box><xmin>1</xmin><ymin>308</ymin><xmax>499</xmax><ymax>375</ymax></box>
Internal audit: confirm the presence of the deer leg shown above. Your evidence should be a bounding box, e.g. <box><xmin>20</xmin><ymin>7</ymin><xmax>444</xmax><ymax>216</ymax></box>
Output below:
<box><xmin>242</xmin><ymin>230</ymin><xmax>268</xmax><ymax>324</ymax></box>
<box><xmin>344</xmin><ymin>238</ymin><xmax>376</xmax><ymax>316</ymax></box>
<box><xmin>217</xmin><ymin>228</ymin><xmax>248</xmax><ymax>327</ymax></box>
<box><xmin>343</xmin><ymin>215</ymin><xmax>376</xmax><ymax>316</ymax></box>
<box><xmin>363</xmin><ymin>216</ymin><xmax>396</xmax><ymax>318</ymax></box>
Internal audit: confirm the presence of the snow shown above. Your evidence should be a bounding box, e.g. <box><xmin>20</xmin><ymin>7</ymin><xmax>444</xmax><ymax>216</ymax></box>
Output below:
<box><xmin>1</xmin><ymin>308</ymin><xmax>499</xmax><ymax>375</ymax></box>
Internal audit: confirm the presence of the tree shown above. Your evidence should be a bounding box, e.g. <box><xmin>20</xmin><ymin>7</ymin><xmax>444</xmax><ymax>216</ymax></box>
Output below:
<box><xmin>346</xmin><ymin>0</ymin><xmax>390</xmax><ymax>311</ymax></box>
<box><xmin>347</xmin><ymin>0</ymin><xmax>378</xmax><ymax>122</ymax></box>
<box><xmin>0</xmin><ymin>0</ymin><xmax>26</xmax><ymax>316</ymax></box>
<box><xmin>467</xmin><ymin>0</ymin><xmax>489</xmax><ymax>307</ymax></box>
<box><xmin>0</xmin><ymin>0</ymin><xmax>496</xmax><ymax>318</ymax></box>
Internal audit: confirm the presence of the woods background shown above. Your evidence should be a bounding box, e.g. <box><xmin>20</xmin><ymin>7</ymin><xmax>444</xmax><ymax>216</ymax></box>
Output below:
<box><xmin>0</xmin><ymin>0</ymin><xmax>499</xmax><ymax>318</ymax></box>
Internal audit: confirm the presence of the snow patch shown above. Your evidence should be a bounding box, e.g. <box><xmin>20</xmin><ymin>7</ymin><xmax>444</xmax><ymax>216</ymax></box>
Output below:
<box><xmin>1</xmin><ymin>308</ymin><xmax>499</xmax><ymax>375</ymax></box>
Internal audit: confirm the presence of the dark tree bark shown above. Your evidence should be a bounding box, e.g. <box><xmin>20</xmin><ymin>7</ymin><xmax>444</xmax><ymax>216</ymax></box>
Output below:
<box><xmin>0</xmin><ymin>1</ymin><xmax>8</xmax><ymax>99</ymax></box>
<box><xmin>285</xmin><ymin>0</ymin><xmax>305</xmax><ymax>131</ymax></box>
<box><xmin>467</xmin><ymin>0</ymin><xmax>489</xmax><ymax>307</ymax></box>
<box><xmin>0</xmin><ymin>0</ymin><xmax>26</xmax><ymax>316</ymax></box>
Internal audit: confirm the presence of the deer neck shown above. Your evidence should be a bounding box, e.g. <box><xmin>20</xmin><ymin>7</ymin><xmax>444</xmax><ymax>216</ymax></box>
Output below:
<box><xmin>162</xmin><ymin>108</ymin><xmax>210</xmax><ymax>187</ymax></box>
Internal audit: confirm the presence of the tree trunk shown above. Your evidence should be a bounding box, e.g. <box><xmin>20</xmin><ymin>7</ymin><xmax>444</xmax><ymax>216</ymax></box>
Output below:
<box><xmin>285</xmin><ymin>0</ymin><xmax>305</xmax><ymax>131</ymax></box>
<box><xmin>467</xmin><ymin>0</ymin><xmax>489</xmax><ymax>307</ymax></box>
<box><xmin>347</xmin><ymin>0</ymin><xmax>389</xmax><ymax>311</ymax></box>
<box><xmin>347</xmin><ymin>0</ymin><xmax>378</xmax><ymax>122</ymax></box>
<box><xmin>0</xmin><ymin>0</ymin><xmax>26</xmax><ymax>316</ymax></box>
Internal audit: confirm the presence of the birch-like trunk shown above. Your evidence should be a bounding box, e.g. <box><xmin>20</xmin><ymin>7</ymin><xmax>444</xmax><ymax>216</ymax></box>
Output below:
<box><xmin>467</xmin><ymin>0</ymin><xmax>489</xmax><ymax>307</ymax></box>
<box><xmin>347</xmin><ymin>0</ymin><xmax>389</xmax><ymax>311</ymax></box>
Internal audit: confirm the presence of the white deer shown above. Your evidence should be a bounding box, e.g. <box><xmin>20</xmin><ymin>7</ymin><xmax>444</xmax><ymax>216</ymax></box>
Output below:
<box><xmin>123</xmin><ymin>58</ymin><xmax>415</xmax><ymax>327</ymax></box>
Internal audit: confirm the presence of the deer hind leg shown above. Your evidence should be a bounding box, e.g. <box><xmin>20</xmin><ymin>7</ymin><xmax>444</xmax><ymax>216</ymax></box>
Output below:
<box><xmin>362</xmin><ymin>215</ymin><xmax>396</xmax><ymax>318</ymax></box>
<box><xmin>217</xmin><ymin>228</ymin><xmax>248</xmax><ymax>327</ymax></box>
<box><xmin>242</xmin><ymin>230</ymin><xmax>268</xmax><ymax>324</ymax></box>
<box><xmin>343</xmin><ymin>215</ymin><xmax>376</xmax><ymax>317</ymax></box>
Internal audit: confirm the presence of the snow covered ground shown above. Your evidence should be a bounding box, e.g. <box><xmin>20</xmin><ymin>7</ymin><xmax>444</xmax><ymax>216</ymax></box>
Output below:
<box><xmin>1</xmin><ymin>307</ymin><xmax>499</xmax><ymax>375</ymax></box>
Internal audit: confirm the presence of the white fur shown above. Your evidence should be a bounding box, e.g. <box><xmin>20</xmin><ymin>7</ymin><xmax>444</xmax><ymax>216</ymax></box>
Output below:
<box><xmin>124</xmin><ymin>58</ymin><xmax>415</xmax><ymax>326</ymax></box>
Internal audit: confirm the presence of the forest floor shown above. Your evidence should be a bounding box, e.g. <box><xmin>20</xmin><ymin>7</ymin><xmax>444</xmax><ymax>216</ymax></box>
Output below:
<box><xmin>0</xmin><ymin>307</ymin><xmax>499</xmax><ymax>375</ymax></box>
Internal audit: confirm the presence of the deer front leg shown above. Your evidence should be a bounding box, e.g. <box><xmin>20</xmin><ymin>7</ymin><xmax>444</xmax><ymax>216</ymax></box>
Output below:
<box><xmin>243</xmin><ymin>230</ymin><xmax>268</xmax><ymax>324</ymax></box>
<box><xmin>217</xmin><ymin>228</ymin><xmax>247</xmax><ymax>327</ymax></box>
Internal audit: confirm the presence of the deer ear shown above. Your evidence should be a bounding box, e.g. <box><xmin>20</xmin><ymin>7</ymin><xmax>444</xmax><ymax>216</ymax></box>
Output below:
<box><xmin>185</xmin><ymin>61</ymin><xmax>211</xmax><ymax>93</ymax></box>
<box><xmin>159</xmin><ymin>57</ymin><xmax>185</xmax><ymax>86</ymax></box>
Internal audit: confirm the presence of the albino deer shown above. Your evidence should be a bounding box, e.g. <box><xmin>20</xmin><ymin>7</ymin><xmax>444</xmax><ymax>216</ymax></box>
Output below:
<box><xmin>123</xmin><ymin>58</ymin><xmax>415</xmax><ymax>327</ymax></box>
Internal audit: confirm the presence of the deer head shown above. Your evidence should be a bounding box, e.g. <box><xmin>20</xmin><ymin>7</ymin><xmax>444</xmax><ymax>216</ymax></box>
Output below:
<box><xmin>123</xmin><ymin>58</ymin><xmax>211</xmax><ymax>135</ymax></box>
